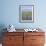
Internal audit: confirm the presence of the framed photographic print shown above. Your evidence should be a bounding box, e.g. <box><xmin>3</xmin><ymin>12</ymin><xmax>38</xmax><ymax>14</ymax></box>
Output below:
<box><xmin>19</xmin><ymin>5</ymin><xmax>34</xmax><ymax>23</ymax></box>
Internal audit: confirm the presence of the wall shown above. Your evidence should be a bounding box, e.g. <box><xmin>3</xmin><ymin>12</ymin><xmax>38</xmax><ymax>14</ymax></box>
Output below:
<box><xmin>0</xmin><ymin>0</ymin><xmax>46</xmax><ymax>29</ymax></box>
<box><xmin>0</xmin><ymin>0</ymin><xmax>38</xmax><ymax>29</ymax></box>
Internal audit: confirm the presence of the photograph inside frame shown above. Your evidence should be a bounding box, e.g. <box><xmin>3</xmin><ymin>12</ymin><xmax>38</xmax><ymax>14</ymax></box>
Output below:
<box><xmin>19</xmin><ymin>5</ymin><xmax>34</xmax><ymax>23</ymax></box>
